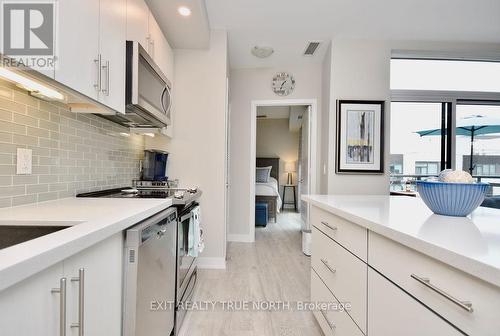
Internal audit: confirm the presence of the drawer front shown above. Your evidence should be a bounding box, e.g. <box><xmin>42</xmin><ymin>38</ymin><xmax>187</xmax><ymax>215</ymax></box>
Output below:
<box><xmin>368</xmin><ymin>268</ymin><xmax>463</xmax><ymax>336</ymax></box>
<box><xmin>311</xmin><ymin>206</ymin><xmax>367</xmax><ymax>261</ymax></box>
<box><xmin>369</xmin><ymin>232</ymin><xmax>500</xmax><ymax>336</ymax></box>
<box><xmin>312</xmin><ymin>227</ymin><xmax>367</xmax><ymax>333</ymax></box>
<box><xmin>311</xmin><ymin>270</ymin><xmax>365</xmax><ymax>336</ymax></box>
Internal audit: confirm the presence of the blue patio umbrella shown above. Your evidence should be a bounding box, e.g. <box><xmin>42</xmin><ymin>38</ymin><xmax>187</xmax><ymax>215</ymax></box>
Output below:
<box><xmin>416</xmin><ymin>115</ymin><xmax>500</xmax><ymax>174</ymax></box>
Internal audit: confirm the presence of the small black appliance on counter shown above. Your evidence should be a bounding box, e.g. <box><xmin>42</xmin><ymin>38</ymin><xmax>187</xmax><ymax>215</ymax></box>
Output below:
<box><xmin>142</xmin><ymin>149</ymin><xmax>168</xmax><ymax>181</ymax></box>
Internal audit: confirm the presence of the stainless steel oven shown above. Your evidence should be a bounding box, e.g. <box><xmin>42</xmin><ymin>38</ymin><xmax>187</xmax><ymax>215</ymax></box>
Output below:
<box><xmin>175</xmin><ymin>203</ymin><xmax>199</xmax><ymax>334</ymax></box>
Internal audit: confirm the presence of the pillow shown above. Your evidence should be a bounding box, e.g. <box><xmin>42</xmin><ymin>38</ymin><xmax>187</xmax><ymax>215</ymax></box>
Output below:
<box><xmin>256</xmin><ymin>166</ymin><xmax>272</xmax><ymax>183</ymax></box>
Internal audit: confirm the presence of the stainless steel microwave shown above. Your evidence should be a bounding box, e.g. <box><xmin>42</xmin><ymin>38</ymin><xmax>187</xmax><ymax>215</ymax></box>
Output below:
<box><xmin>106</xmin><ymin>41</ymin><xmax>172</xmax><ymax>128</ymax></box>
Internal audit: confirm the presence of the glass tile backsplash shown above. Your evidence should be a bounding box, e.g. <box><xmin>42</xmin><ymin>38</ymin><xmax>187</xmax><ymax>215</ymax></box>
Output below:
<box><xmin>0</xmin><ymin>81</ymin><xmax>144</xmax><ymax>207</ymax></box>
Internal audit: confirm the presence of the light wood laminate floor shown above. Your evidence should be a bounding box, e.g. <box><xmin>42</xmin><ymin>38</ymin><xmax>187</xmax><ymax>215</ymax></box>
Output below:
<box><xmin>181</xmin><ymin>211</ymin><xmax>322</xmax><ymax>336</ymax></box>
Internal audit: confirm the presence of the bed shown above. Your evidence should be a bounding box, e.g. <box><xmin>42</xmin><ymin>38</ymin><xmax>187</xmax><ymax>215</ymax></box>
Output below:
<box><xmin>256</xmin><ymin>157</ymin><xmax>282</xmax><ymax>223</ymax></box>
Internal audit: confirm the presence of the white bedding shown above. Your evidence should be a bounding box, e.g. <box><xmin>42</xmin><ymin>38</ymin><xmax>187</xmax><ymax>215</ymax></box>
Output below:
<box><xmin>256</xmin><ymin>177</ymin><xmax>282</xmax><ymax>211</ymax></box>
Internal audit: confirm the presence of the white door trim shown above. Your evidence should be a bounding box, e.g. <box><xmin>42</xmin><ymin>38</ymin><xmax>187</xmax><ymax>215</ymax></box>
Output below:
<box><xmin>250</xmin><ymin>99</ymin><xmax>318</xmax><ymax>242</ymax></box>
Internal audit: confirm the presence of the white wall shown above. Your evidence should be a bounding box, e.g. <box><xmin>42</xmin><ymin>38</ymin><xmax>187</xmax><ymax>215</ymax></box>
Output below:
<box><xmin>328</xmin><ymin>39</ymin><xmax>391</xmax><ymax>194</ymax></box>
<box><xmin>320</xmin><ymin>43</ymin><xmax>332</xmax><ymax>194</ymax></box>
<box><xmin>146</xmin><ymin>30</ymin><xmax>228</xmax><ymax>268</ymax></box>
<box><xmin>326</xmin><ymin>39</ymin><xmax>500</xmax><ymax>195</ymax></box>
<box><xmin>229</xmin><ymin>65</ymin><xmax>323</xmax><ymax>240</ymax></box>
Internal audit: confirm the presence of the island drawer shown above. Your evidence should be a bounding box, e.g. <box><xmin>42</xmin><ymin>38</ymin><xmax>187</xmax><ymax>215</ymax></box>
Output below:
<box><xmin>311</xmin><ymin>269</ymin><xmax>365</xmax><ymax>336</ymax></box>
<box><xmin>311</xmin><ymin>205</ymin><xmax>367</xmax><ymax>261</ymax></box>
<box><xmin>312</xmin><ymin>226</ymin><xmax>367</xmax><ymax>333</ymax></box>
<box><xmin>369</xmin><ymin>232</ymin><xmax>500</xmax><ymax>336</ymax></box>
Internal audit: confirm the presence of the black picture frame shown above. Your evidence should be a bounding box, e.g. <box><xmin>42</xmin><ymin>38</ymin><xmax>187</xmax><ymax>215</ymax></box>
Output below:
<box><xmin>336</xmin><ymin>100</ymin><xmax>385</xmax><ymax>174</ymax></box>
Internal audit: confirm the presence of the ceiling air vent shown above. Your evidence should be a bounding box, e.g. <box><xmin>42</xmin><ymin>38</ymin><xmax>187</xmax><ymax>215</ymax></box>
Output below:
<box><xmin>303</xmin><ymin>41</ymin><xmax>321</xmax><ymax>56</ymax></box>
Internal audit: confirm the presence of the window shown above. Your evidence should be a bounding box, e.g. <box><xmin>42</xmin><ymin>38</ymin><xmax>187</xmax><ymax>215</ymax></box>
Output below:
<box><xmin>390</xmin><ymin>56</ymin><xmax>500</xmax><ymax>202</ymax></box>
<box><xmin>391</xmin><ymin>59</ymin><xmax>500</xmax><ymax>93</ymax></box>
<box><xmin>415</xmin><ymin>161</ymin><xmax>440</xmax><ymax>175</ymax></box>
<box><xmin>455</xmin><ymin>104</ymin><xmax>500</xmax><ymax>196</ymax></box>
<box><xmin>390</xmin><ymin>102</ymin><xmax>451</xmax><ymax>191</ymax></box>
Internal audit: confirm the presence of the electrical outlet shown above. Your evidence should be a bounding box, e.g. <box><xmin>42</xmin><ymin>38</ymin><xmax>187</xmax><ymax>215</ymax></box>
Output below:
<box><xmin>16</xmin><ymin>148</ymin><xmax>32</xmax><ymax>175</ymax></box>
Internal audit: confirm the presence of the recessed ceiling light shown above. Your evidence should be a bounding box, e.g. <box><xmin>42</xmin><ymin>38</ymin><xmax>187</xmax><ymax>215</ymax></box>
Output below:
<box><xmin>178</xmin><ymin>6</ymin><xmax>191</xmax><ymax>16</ymax></box>
<box><xmin>251</xmin><ymin>46</ymin><xmax>274</xmax><ymax>58</ymax></box>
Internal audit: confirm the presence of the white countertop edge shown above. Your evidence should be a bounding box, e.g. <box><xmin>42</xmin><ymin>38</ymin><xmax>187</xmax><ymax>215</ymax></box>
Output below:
<box><xmin>0</xmin><ymin>200</ymin><xmax>172</xmax><ymax>292</ymax></box>
<box><xmin>303</xmin><ymin>195</ymin><xmax>500</xmax><ymax>288</ymax></box>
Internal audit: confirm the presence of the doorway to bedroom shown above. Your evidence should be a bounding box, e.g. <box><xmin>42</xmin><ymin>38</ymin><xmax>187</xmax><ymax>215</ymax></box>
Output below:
<box><xmin>251</xmin><ymin>99</ymin><xmax>317</xmax><ymax>254</ymax></box>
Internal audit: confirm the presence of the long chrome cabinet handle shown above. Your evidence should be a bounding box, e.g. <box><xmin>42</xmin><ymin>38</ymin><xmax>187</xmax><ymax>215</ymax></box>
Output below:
<box><xmin>319</xmin><ymin>309</ymin><xmax>336</xmax><ymax>330</ymax></box>
<box><xmin>411</xmin><ymin>274</ymin><xmax>473</xmax><ymax>312</ymax></box>
<box><xmin>321</xmin><ymin>221</ymin><xmax>337</xmax><ymax>231</ymax></box>
<box><xmin>51</xmin><ymin>278</ymin><xmax>67</xmax><ymax>336</ymax></box>
<box><xmin>320</xmin><ymin>258</ymin><xmax>336</xmax><ymax>274</ymax></box>
<box><xmin>93</xmin><ymin>55</ymin><xmax>101</xmax><ymax>91</ymax></box>
<box><xmin>101</xmin><ymin>60</ymin><xmax>110</xmax><ymax>96</ymax></box>
<box><xmin>71</xmin><ymin>268</ymin><xmax>85</xmax><ymax>335</ymax></box>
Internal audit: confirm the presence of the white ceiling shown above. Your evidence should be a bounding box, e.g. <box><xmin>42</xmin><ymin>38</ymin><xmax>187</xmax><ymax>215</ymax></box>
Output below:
<box><xmin>146</xmin><ymin>0</ymin><xmax>210</xmax><ymax>49</ymax></box>
<box><xmin>205</xmin><ymin>0</ymin><xmax>500</xmax><ymax>69</ymax></box>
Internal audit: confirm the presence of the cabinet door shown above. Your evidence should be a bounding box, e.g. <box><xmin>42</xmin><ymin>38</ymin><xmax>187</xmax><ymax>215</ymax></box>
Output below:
<box><xmin>0</xmin><ymin>262</ymin><xmax>64</xmax><ymax>336</ymax></box>
<box><xmin>55</xmin><ymin>0</ymin><xmax>99</xmax><ymax>100</ymax></box>
<box><xmin>63</xmin><ymin>233</ymin><xmax>123</xmax><ymax>336</ymax></box>
<box><xmin>368</xmin><ymin>268</ymin><xmax>463</xmax><ymax>336</ymax></box>
<box><xmin>126</xmin><ymin>0</ymin><xmax>149</xmax><ymax>49</ymax></box>
<box><xmin>147</xmin><ymin>11</ymin><xmax>173</xmax><ymax>79</ymax></box>
<box><xmin>99</xmin><ymin>0</ymin><xmax>126</xmax><ymax>113</ymax></box>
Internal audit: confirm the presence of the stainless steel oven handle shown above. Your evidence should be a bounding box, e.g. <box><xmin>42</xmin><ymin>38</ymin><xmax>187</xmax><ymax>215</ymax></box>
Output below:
<box><xmin>180</xmin><ymin>213</ymin><xmax>192</xmax><ymax>222</ymax></box>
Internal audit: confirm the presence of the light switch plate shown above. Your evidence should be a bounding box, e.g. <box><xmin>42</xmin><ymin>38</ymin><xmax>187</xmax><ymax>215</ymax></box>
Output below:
<box><xmin>16</xmin><ymin>148</ymin><xmax>32</xmax><ymax>175</ymax></box>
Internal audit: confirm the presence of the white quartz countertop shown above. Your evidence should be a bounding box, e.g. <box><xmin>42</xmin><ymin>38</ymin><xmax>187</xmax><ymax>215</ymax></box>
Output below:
<box><xmin>303</xmin><ymin>195</ymin><xmax>500</xmax><ymax>287</ymax></box>
<box><xmin>0</xmin><ymin>197</ymin><xmax>172</xmax><ymax>291</ymax></box>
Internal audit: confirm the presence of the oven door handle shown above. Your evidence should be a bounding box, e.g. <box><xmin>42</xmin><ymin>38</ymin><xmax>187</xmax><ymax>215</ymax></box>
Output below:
<box><xmin>180</xmin><ymin>213</ymin><xmax>192</xmax><ymax>222</ymax></box>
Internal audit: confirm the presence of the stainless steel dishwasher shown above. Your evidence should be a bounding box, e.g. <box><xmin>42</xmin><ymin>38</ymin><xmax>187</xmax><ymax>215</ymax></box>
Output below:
<box><xmin>123</xmin><ymin>207</ymin><xmax>177</xmax><ymax>336</ymax></box>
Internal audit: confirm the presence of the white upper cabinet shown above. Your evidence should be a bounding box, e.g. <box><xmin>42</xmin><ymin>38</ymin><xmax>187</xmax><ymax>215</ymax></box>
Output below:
<box><xmin>148</xmin><ymin>11</ymin><xmax>174</xmax><ymax>80</ymax></box>
<box><xmin>55</xmin><ymin>0</ymin><xmax>100</xmax><ymax>100</ymax></box>
<box><xmin>126</xmin><ymin>0</ymin><xmax>150</xmax><ymax>49</ymax></box>
<box><xmin>99</xmin><ymin>0</ymin><xmax>127</xmax><ymax>113</ymax></box>
<box><xmin>56</xmin><ymin>0</ymin><xmax>126</xmax><ymax>113</ymax></box>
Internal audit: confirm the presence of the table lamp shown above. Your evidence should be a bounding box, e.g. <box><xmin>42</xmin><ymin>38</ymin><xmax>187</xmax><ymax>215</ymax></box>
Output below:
<box><xmin>285</xmin><ymin>161</ymin><xmax>296</xmax><ymax>185</ymax></box>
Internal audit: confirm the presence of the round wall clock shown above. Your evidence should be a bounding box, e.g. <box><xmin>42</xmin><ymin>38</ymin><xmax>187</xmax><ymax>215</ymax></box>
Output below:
<box><xmin>272</xmin><ymin>72</ymin><xmax>295</xmax><ymax>96</ymax></box>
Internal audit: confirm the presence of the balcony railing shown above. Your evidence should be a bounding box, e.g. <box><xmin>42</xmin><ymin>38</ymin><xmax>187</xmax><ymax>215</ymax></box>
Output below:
<box><xmin>390</xmin><ymin>174</ymin><xmax>500</xmax><ymax>196</ymax></box>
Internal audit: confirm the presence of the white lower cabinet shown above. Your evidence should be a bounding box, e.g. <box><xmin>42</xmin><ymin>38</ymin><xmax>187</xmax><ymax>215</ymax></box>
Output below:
<box><xmin>0</xmin><ymin>233</ymin><xmax>123</xmax><ymax>336</ymax></box>
<box><xmin>311</xmin><ymin>270</ymin><xmax>365</xmax><ymax>336</ymax></box>
<box><xmin>368</xmin><ymin>268</ymin><xmax>463</xmax><ymax>336</ymax></box>
<box><xmin>0</xmin><ymin>262</ymin><xmax>63</xmax><ymax>336</ymax></box>
<box><xmin>63</xmin><ymin>233</ymin><xmax>123</xmax><ymax>336</ymax></box>
<box><xmin>311</xmin><ymin>226</ymin><xmax>367</xmax><ymax>333</ymax></box>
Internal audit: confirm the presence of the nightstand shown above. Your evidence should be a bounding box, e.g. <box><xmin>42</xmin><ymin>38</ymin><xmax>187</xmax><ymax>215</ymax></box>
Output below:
<box><xmin>282</xmin><ymin>184</ymin><xmax>297</xmax><ymax>211</ymax></box>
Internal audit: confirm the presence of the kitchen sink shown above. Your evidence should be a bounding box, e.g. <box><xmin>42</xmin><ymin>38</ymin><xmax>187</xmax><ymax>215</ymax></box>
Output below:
<box><xmin>0</xmin><ymin>221</ymin><xmax>83</xmax><ymax>250</ymax></box>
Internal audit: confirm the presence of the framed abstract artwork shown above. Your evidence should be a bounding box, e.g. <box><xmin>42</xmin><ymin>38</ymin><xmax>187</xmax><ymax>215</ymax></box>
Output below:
<box><xmin>336</xmin><ymin>100</ymin><xmax>385</xmax><ymax>174</ymax></box>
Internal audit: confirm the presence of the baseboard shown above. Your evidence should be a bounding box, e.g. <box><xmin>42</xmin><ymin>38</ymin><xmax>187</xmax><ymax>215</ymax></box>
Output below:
<box><xmin>227</xmin><ymin>234</ymin><xmax>255</xmax><ymax>242</ymax></box>
<box><xmin>196</xmin><ymin>257</ymin><xmax>226</xmax><ymax>269</ymax></box>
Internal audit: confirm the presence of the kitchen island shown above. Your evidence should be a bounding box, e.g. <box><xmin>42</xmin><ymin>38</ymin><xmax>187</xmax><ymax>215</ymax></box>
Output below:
<box><xmin>303</xmin><ymin>195</ymin><xmax>500</xmax><ymax>336</ymax></box>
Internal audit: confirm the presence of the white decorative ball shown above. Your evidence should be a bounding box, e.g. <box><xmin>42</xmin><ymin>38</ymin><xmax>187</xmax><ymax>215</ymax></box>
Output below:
<box><xmin>438</xmin><ymin>170</ymin><xmax>474</xmax><ymax>183</ymax></box>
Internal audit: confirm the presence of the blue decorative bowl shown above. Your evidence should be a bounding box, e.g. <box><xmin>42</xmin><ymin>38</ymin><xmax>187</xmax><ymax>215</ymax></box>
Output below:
<box><xmin>416</xmin><ymin>181</ymin><xmax>489</xmax><ymax>217</ymax></box>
